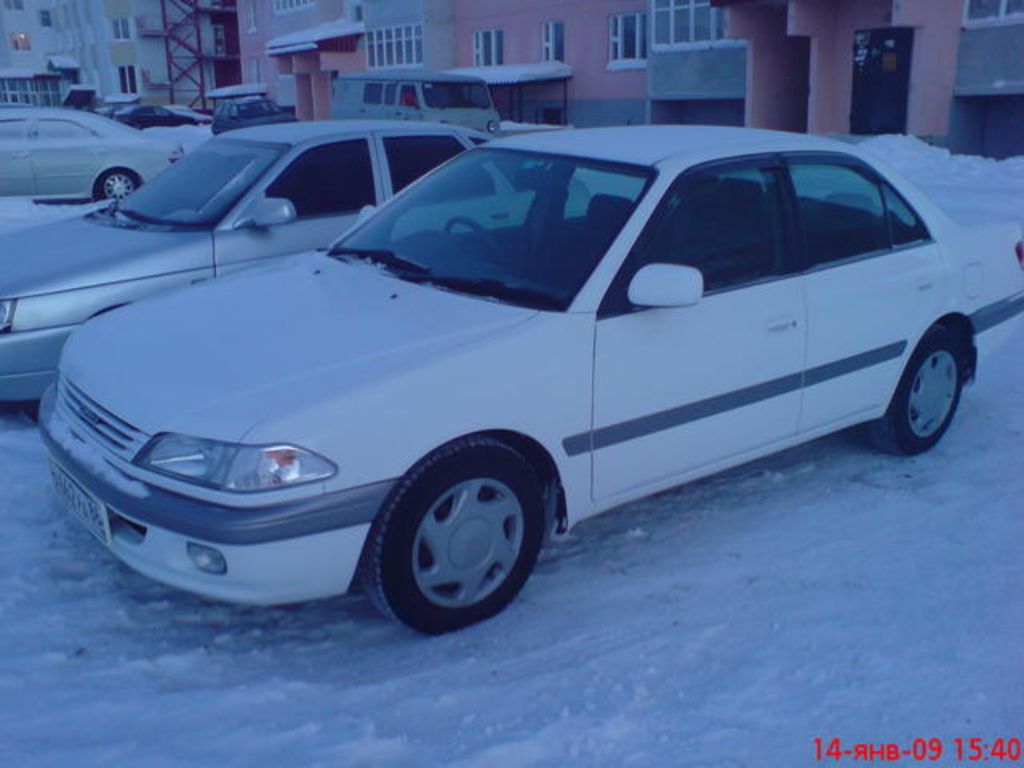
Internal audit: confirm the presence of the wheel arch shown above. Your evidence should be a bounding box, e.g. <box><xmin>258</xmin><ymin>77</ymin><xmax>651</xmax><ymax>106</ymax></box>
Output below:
<box><xmin>929</xmin><ymin>312</ymin><xmax>977</xmax><ymax>383</ymax></box>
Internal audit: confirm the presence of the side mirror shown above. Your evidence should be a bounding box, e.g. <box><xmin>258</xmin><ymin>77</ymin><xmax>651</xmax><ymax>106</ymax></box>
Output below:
<box><xmin>234</xmin><ymin>197</ymin><xmax>297</xmax><ymax>230</ymax></box>
<box><xmin>627</xmin><ymin>263</ymin><xmax>704</xmax><ymax>308</ymax></box>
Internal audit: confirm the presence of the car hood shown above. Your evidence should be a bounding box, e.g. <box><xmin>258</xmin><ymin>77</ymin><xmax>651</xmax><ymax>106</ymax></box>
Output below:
<box><xmin>60</xmin><ymin>252</ymin><xmax>539</xmax><ymax>440</ymax></box>
<box><xmin>0</xmin><ymin>213</ymin><xmax>211</xmax><ymax>299</ymax></box>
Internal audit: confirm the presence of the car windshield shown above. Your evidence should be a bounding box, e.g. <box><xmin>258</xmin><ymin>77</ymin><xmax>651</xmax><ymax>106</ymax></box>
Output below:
<box><xmin>334</xmin><ymin>149</ymin><xmax>654</xmax><ymax>310</ymax></box>
<box><xmin>422</xmin><ymin>82</ymin><xmax>492</xmax><ymax>110</ymax></box>
<box><xmin>237</xmin><ymin>99</ymin><xmax>281</xmax><ymax>118</ymax></box>
<box><xmin>119</xmin><ymin>139</ymin><xmax>285</xmax><ymax>227</ymax></box>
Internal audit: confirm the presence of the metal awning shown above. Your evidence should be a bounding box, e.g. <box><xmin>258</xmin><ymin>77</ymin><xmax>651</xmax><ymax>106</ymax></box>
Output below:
<box><xmin>444</xmin><ymin>61</ymin><xmax>573</xmax><ymax>86</ymax></box>
<box><xmin>266</xmin><ymin>19</ymin><xmax>364</xmax><ymax>57</ymax></box>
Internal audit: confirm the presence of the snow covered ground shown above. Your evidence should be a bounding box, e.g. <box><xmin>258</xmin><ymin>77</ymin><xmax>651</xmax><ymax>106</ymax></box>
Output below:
<box><xmin>0</xmin><ymin>136</ymin><xmax>1021</xmax><ymax>767</ymax></box>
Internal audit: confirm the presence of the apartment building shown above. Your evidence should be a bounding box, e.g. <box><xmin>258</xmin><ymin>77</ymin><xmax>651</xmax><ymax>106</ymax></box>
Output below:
<box><xmin>448</xmin><ymin>0</ymin><xmax>648</xmax><ymax>126</ymax></box>
<box><xmin>0</xmin><ymin>0</ymin><xmax>69</xmax><ymax>106</ymax></box>
<box><xmin>55</xmin><ymin>0</ymin><xmax>241</xmax><ymax>108</ymax></box>
<box><xmin>230</xmin><ymin>1</ymin><xmax>1021</xmax><ymax>158</ymax></box>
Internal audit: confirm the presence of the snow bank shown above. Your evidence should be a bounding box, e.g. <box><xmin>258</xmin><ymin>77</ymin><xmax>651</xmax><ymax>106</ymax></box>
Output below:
<box><xmin>860</xmin><ymin>134</ymin><xmax>1024</xmax><ymax>228</ymax></box>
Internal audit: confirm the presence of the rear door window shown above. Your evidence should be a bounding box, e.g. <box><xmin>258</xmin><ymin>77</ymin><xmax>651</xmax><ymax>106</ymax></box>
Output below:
<box><xmin>883</xmin><ymin>183</ymin><xmax>930</xmax><ymax>246</ymax></box>
<box><xmin>266</xmin><ymin>139</ymin><xmax>376</xmax><ymax>218</ymax></box>
<box><xmin>788</xmin><ymin>161</ymin><xmax>889</xmax><ymax>266</ymax></box>
<box><xmin>383</xmin><ymin>134</ymin><xmax>465</xmax><ymax>193</ymax></box>
<box><xmin>363</xmin><ymin>83</ymin><xmax>383</xmax><ymax>105</ymax></box>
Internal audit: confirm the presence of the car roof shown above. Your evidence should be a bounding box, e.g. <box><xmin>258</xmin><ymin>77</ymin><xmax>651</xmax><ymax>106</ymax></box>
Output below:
<box><xmin>0</xmin><ymin>106</ymin><xmax>138</xmax><ymax>132</ymax></box>
<box><xmin>491</xmin><ymin>125</ymin><xmax>856</xmax><ymax>167</ymax></box>
<box><xmin>223</xmin><ymin>119</ymin><xmax>480</xmax><ymax>144</ymax></box>
<box><xmin>340</xmin><ymin>70</ymin><xmax>485</xmax><ymax>85</ymax></box>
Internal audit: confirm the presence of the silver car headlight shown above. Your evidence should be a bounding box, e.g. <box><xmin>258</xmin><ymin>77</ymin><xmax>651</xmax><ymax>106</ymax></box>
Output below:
<box><xmin>136</xmin><ymin>433</ymin><xmax>336</xmax><ymax>492</ymax></box>
<box><xmin>0</xmin><ymin>299</ymin><xmax>16</xmax><ymax>333</ymax></box>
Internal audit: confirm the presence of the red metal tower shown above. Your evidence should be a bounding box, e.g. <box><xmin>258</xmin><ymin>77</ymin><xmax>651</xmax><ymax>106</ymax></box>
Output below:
<box><xmin>158</xmin><ymin>0</ymin><xmax>240</xmax><ymax>110</ymax></box>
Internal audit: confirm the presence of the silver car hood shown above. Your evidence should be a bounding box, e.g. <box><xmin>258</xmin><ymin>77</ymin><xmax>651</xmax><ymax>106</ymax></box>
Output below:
<box><xmin>0</xmin><ymin>213</ymin><xmax>212</xmax><ymax>299</ymax></box>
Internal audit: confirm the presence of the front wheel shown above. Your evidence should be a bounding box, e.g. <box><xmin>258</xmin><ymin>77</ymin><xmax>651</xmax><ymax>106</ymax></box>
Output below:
<box><xmin>869</xmin><ymin>326</ymin><xmax>966</xmax><ymax>455</ymax></box>
<box><xmin>360</xmin><ymin>437</ymin><xmax>545</xmax><ymax>634</ymax></box>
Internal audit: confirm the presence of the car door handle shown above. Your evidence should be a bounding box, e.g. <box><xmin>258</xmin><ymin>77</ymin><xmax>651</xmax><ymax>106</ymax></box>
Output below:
<box><xmin>766</xmin><ymin>315</ymin><xmax>798</xmax><ymax>332</ymax></box>
<box><xmin>916</xmin><ymin>280</ymin><xmax>934</xmax><ymax>291</ymax></box>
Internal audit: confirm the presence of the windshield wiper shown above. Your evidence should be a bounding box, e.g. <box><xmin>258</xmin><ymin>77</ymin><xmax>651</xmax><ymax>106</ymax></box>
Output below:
<box><xmin>116</xmin><ymin>206</ymin><xmax>170</xmax><ymax>226</ymax></box>
<box><xmin>424</xmin><ymin>276</ymin><xmax>562</xmax><ymax>310</ymax></box>
<box><xmin>329</xmin><ymin>246</ymin><xmax>431</xmax><ymax>276</ymax></box>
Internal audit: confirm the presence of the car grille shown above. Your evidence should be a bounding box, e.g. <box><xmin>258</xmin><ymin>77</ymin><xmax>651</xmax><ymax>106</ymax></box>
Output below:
<box><xmin>56</xmin><ymin>378</ymin><xmax>150</xmax><ymax>462</ymax></box>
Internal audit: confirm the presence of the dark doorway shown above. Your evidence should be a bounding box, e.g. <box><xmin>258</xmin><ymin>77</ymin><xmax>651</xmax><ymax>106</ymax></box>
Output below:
<box><xmin>850</xmin><ymin>27</ymin><xmax>914</xmax><ymax>135</ymax></box>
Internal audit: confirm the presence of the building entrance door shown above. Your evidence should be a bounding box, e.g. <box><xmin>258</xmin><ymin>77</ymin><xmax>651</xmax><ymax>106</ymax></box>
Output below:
<box><xmin>850</xmin><ymin>27</ymin><xmax>914</xmax><ymax>134</ymax></box>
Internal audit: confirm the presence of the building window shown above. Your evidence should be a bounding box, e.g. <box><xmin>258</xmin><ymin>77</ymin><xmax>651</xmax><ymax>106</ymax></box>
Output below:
<box><xmin>541</xmin><ymin>21</ymin><xmax>565</xmax><ymax>62</ymax></box>
<box><xmin>112</xmin><ymin>17</ymin><xmax>131</xmax><ymax>41</ymax></box>
<box><xmin>653</xmin><ymin>0</ymin><xmax>726</xmax><ymax>46</ymax></box>
<box><xmin>118</xmin><ymin>65</ymin><xmax>138</xmax><ymax>94</ymax></box>
<box><xmin>3</xmin><ymin>0</ymin><xmax>25</xmax><ymax>10</ymax></box>
<box><xmin>9</xmin><ymin>32</ymin><xmax>31</xmax><ymax>51</ymax></box>
<box><xmin>965</xmin><ymin>0</ymin><xmax>1024</xmax><ymax>20</ymax></box>
<box><xmin>40</xmin><ymin>10</ymin><xmax>52</xmax><ymax>27</ymax></box>
<box><xmin>473</xmin><ymin>29</ymin><xmax>504</xmax><ymax>66</ymax></box>
<box><xmin>273</xmin><ymin>0</ymin><xmax>314</xmax><ymax>13</ymax></box>
<box><xmin>366</xmin><ymin>24</ymin><xmax>424</xmax><ymax>69</ymax></box>
<box><xmin>246</xmin><ymin>0</ymin><xmax>257</xmax><ymax>32</ymax></box>
<box><xmin>610</xmin><ymin>12</ymin><xmax>647</xmax><ymax>61</ymax></box>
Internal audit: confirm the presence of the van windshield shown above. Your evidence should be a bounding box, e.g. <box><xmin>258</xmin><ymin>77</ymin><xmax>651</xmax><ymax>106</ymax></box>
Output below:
<box><xmin>422</xmin><ymin>82</ymin><xmax>492</xmax><ymax>110</ymax></box>
<box><xmin>119</xmin><ymin>138</ymin><xmax>284</xmax><ymax>227</ymax></box>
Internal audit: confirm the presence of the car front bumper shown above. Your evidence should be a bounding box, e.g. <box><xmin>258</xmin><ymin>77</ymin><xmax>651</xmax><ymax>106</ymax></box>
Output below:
<box><xmin>0</xmin><ymin>324</ymin><xmax>73</xmax><ymax>401</ymax></box>
<box><xmin>39</xmin><ymin>388</ymin><xmax>393</xmax><ymax>605</ymax></box>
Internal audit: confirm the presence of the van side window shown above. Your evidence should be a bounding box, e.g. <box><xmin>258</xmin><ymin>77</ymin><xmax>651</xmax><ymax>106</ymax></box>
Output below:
<box><xmin>384</xmin><ymin>135</ymin><xmax>465</xmax><ymax>192</ymax></box>
<box><xmin>363</xmin><ymin>83</ymin><xmax>383</xmax><ymax>105</ymax></box>
<box><xmin>266</xmin><ymin>140</ymin><xmax>376</xmax><ymax>217</ymax></box>
<box><xmin>383</xmin><ymin>83</ymin><xmax>397</xmax><ymax>105</ymax></box>
<box><xmin>399</xmin><ymin>84</ymin><xmax>419</xmax><ymax>109</ymax></box>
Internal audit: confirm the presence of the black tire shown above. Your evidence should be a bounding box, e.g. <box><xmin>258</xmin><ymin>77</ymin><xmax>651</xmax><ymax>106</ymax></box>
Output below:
<box><xmin>869</xmin><ymin>326</ymin><xmax>966</xmax><ymax>456</ymax></box>
<box><xmin>360</xmin><ymin>436</ymin><xmax>545</xmax><ymax>634</ymax></box>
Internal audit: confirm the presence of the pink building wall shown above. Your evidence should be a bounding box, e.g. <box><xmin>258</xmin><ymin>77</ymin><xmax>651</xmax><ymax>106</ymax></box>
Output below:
<box><xmin>892</xmin><ymin>0</ymin><xmax>963</xmax><ymax>136</ymax></box>
<box><xmin>452</xmin><ymin>0</ymin><xmax>647</xmax><ymax>123</ymax></box>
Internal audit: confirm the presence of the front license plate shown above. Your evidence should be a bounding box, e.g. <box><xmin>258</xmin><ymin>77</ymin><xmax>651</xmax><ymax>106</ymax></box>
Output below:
<box><xmin>50</xmin><ymin>461</ymin><xmax>110</xmax><ymax>546</ymax></box>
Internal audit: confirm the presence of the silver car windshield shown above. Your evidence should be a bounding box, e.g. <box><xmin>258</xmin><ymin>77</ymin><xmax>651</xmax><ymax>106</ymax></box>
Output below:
<box><xmin>120</xmin><ymin>139</ymin><xmax>285</xmax><ymax>227</ymax></box>
<box><xmin>334</xmin><ymin>148</ymin><xmax>653</xmax><ymax>310</ymax></box>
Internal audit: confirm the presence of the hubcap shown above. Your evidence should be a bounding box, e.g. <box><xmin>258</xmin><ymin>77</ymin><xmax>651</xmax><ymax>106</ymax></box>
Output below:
<box><xmin>103</xmin><ymin>173</ymin><xmax>135</xmax><ymax>200</ymax></box>
<box><xmin>412</xmin><ymin>478</ymin><xmax>524</xmax><ymax>608</ymax></box>
<box><xmin>908</xmin><ymin>350</ymin><xmax>957</xmax><ymax>438</ymax></box>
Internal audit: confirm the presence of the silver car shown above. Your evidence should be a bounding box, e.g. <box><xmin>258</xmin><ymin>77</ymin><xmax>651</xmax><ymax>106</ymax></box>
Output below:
<box><xmin>0</xmin><ymin>107</ymin><xmax>182</xmax><ymax>201</ymax></box>
<box><xmin>0</xmin><ymin>120</ymin><xmax>483</xmax><ymax>401</ymax></box>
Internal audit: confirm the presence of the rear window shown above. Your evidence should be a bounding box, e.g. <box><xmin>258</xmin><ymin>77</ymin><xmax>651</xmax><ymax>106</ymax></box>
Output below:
<box><xmin>422</xmin><ymin>82</ymin><xmax>492</xmax><ymax>110</ymax></box>
<box><xmin>363</xmin><ymin>83</ymin><xmax>383</xmax><ymax>105</ymax></box>
<box><xmin>384</xmin><ymin>135</ymin><xmax>465</xmax><ymax>193</ymax></box>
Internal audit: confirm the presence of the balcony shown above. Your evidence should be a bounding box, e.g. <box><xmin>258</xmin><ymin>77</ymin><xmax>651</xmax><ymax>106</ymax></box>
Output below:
<box><xmin>141</xmin><ymin>69</ymin><xmax>170</xmax><ymax>88</ymax></box>
<box><xmin>136</xmin><ymin>16</ymin><xmax>166</xmax><ymax>37</ymax></box>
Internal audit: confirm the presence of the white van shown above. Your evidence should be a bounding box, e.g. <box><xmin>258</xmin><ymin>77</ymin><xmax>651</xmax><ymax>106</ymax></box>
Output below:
<box><xmin>333</xmin><ymin>72</ymin><xmax>500</xmax><ymax>135</ymax></box>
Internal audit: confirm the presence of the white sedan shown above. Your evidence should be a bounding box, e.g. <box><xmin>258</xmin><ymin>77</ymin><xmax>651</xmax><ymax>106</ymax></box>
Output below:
<box><xmin>0</xmin><ymin>107</ymin><xmax>181</xmax><ymax>200</ymax></box>
<box><xmin>41</xmin><ymin>127</ymin><xmax>1024</xmax><ymax>634</ymax></box>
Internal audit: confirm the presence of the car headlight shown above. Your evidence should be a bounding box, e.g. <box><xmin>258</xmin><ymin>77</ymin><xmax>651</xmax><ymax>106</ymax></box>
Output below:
<box><xmin>136</xmin><ymin>433</ymin><xmax>336</xmax><ymax>492</ymax></box>
<box><xmin>0</xmin><ymin>299</ymin><xmax>16</xmax><ymax>333</ymax></box>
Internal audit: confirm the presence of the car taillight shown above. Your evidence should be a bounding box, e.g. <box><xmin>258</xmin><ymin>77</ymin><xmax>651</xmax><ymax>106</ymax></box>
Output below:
<box><xmin>1016</xmin><ymin>241</ymin><xmax>1024</xmax><ymax>271</ymax></box>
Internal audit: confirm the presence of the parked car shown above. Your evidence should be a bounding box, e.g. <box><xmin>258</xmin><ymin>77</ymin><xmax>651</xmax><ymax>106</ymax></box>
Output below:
<box><xmin>0</xmin><ymin>107</ymin><xmax>181</xmax><ymax>201</ymax></box>
<box><xmin>212</xmin><ymin>96</ymin><xmax>296</xmax><ymax>135</ymax></box>
<box><xmin>334</xmin><ymin>72</ymin><xmax>500</xmax><ymax>135</ymax></box>
<box><xmin>41</xmin><ymin>127</ymin><xmax>1024</xmax><ymax>634</ymax></box>
<box><xmin>114</xmin><ymin>104</ymin><xmax>209</xmax><ymax>129</ymax></box>
<box><xmin>0</xmin><ymin>120</ymin><xmax>483</xmax><ymax>401</ymax></box>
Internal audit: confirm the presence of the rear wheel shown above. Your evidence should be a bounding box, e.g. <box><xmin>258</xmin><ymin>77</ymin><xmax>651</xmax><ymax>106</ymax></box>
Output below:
<box><xmin>94</xmin><ymin>169</ymin><xmax>139</xmax><ymax>201</ymax></box>
<box><xmin>869</xmin><ymin>326</ymin><xmax>965</xmax><ymax>455</ymax></box>
<box><xmin>361</xmin><ymin>436</ymin><xmax>545</xmax><ymax>634</ymax></box>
